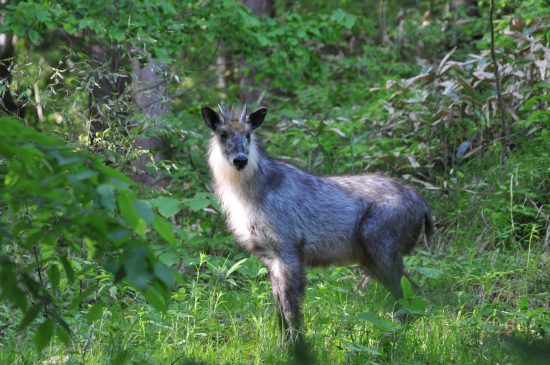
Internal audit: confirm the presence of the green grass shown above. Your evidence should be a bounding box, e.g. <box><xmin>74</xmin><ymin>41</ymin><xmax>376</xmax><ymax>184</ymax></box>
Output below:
<box><xmin>2</xmin><ymin>242</ymin><xmax>548</xmax><ymax>364</ymax></box>
<box><xmin>1</xmin><ymin>136</ymin><xmax>548</xmax><ymax>365</ymax></box>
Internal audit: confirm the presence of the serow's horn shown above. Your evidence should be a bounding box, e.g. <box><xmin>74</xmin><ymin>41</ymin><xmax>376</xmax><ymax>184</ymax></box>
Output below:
<box><xmin>239</xmin><ymin>104</ymin><xmax>248</xmax><ymax>124</ymax></box>
<box><xmin>217</xmin><ymin>104</ymin><xmax>230</xmax><ymax>122</ymax></box>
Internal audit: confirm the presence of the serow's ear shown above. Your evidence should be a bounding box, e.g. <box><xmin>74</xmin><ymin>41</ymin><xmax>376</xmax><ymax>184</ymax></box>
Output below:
<box><xmin>248</xmin><ymin>107</ymin><xmax>268</xmax><ymax>130</ymax></box>
<box><xmin>201</xmin><ymin>106</ymin><xmax>222</xmax><ymax>131</ymax></box>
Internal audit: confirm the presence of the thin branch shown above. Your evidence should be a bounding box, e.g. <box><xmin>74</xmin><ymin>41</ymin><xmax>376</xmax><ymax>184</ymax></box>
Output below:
<box><xmin>33</xmin><ymin>245</ymin><xmax>48</xmax><ymax>315</ymax></box>
<box><xmin>489</xmin><ymin>0</ymin><xmax>508</xmax><ymax>157</ymax></box>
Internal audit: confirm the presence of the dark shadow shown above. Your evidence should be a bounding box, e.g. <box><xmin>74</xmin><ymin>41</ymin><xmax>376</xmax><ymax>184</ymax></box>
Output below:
<box><xmin>500</xmin><ymin>335</ymin><xmax>550</xmax><ymax>365</ymax></box>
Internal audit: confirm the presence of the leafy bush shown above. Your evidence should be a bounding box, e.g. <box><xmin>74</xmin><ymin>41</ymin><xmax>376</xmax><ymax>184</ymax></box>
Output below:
<box><xmin>0</xmin><ymin>117</ymin><xmax>176</xmax><ymax>350</ymax></box>
<box><xmin>372</xmin><ymin>21</ymin><xmax>548</xmax><ymax>179</ymax></box>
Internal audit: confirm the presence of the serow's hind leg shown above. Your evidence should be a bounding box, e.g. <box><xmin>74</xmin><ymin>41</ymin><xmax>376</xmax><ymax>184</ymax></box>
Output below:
<box><xmin>363</xmin><ymin>252</ymin><xmax>405</xmax><ymax>300</ymax></box>
<box><xmin>375</xmin><ymin>256</ymin><xmax>424</xmax><ymax>323</ymax></box>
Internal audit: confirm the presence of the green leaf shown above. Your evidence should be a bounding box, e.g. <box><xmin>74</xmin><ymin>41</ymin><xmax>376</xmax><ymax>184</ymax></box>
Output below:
<box><xmin>97</xmin><ymin>184</ymin><xmax>116</xmax><ymax>211</ymax></box>
<box><xmin>4</xmin><ymin>170</ymin><xmax>19</xmax><ymax>186</ymax></box>
<box><xmin>69</xmin><ymin>170</ymin><xmax>98</xmax><ymax>181</ymax></box>
<box><xmin>48</xmin><ymin>264</ymin><xmax>60</xmax><ymax>291</ymax></box>
<box><xmin>144</xmin><ymin>283</ymin><xmax>169</xmax><ymax>311</ymax></box>
<box><xmin>181</xmin><ymin>194</ymin><xmax>211</xmax><ymax>211</ymax></box>
<box><xmin>96</xmin><ymin>164</ymin><xmax>132</xmax><ymax>186</ymax></box>
<box><xmin>18</xmin><ymin>304</ymin><xmax>42</xmax><ymax>330</ymax></box>
<box><xmin>123</xmin><ymin>247</ymin><xmax>151</xmax><ymax>290</ymax></box>
<box><xmin>541</xmin><ymin>128</ymin><xmax>549</xmax><ymax>145</ymax></box>
<box><xmin>398</xmin><ymin>276</ymin><xmax>428</xmax><ymax>314</ymax></box>
<box><xmin>56</xmin><ymin>326</ymin><xmax>71</xmax><ymax>345</ymax></box>
<box><xmin>35</xmin><ymin>318</ymin><xmax>54</xmax><ymax>352</ymax></box>
<box><xmin>341</xmin><ymin>341</ymin><xmax>381</xmax><ymax>355</ymax></box>
<box><xmin>60</xmin><ymin>257</ymin><xmax>74</xmax><ymax>283</ymax></box>
<box><xmin>330</xmin><ymin>9</ymin><xmax>356</xmax><ymax>29</ymax></box>
<box><xmin>416</xmin><ymin>267</ymin><xmax>443</xmax><ymax>279</ymax></box>
<box><xmin>400</xmin><ymin>276</ymin><xmax>415</xmax><ymax>299</ymax></box>
<box><xmin>84</xmin><ymin>237</ymin><xmax>96</xmax><ymax>260</ymax></box>
<box><xmin>78</xmin><ymin>18</ymin><xmax>90</xmax><ymax>30</ymax></box>
<box><xmin>225</xmin><ymin>258</ymin><xmax>247</xmax><ymax>279</ymax></box>
<box><xmin>40</xmin><ymin>234</ymin><xmax>56</xmax><ymax>260</ymax></box>
<box><xmin>25</xmin><ymin>230</ymin><xmax>42</xmax><ymax>248</ymax></box>
<box><xmin>118</xmin><ymin>192</ymin><xmax>147</xmax><ymax>238</ymax></box>
<box><xmin>358</xmin><ymin>312</ymin><xmax>400</xmax><ymax>331</ymax></box>
<box><xmin>27</xmin><ymin>29</ymin><xmax>42</xmax><ymax>44</ymax></box>
<box><xmin>256</xmin><ymin>33</ymin><xmax>270</xmax><ymax>47</ymax></box>
<box><xmin>110</xmin><ymin>29</ymin><xmax>125</xmax><ymax>41</ymax></box>
<box><xmin>134</xmin><ymin>200</ymin><xmax>154</xmax><ymax>224</ymax></box>
<box><xmin>153</xmin><ymin>216</ymin><xmax>175</xmax><ymax>244</ymax></box>
<box><xmin>153</xmin><ymin>262</ymin><xmax>176</xmax><ymax>288</ymax></box>
<box><xmin>152</xmin><ymin>197</ymin><xmax>181</xmax><ymax>218</ymax></box>
<box><xmin>87</xmin><ymin>302</ymin><xmax>105</xmax><ymax>324</ymax></box>
<box><xmin>158</xmin><ymin>249</ymin><xmax>180</xmax><ymax>266</ymax></box>
<box><xmin>0</xmin><ymin>263</ymin><xmax>27</xmax><ymax>309</ymax></box>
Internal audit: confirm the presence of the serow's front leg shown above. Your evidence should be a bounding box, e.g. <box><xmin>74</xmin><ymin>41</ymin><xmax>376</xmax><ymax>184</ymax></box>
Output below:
<box><xmin>269</xmin><ymin>256</ymin><xmax>306</xmax><ymax>344</ymax></box>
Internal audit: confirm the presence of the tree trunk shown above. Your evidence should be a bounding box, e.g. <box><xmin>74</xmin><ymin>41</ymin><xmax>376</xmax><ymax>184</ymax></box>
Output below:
<box><xmin>87</xmin><ymin>44</ymin><xmax>170</xmax><ymax>186</ymax></box>
<box><xmin>87</xmin><ymin>43</ymin><xmax>130</xmax><ymax>144</ymax></box>
<box><xmin>238</xmin><ymin>0</ymin><xmax>274</xmax><ymax>103</ymax></box>
<box><xmin>240</xmin><ymin>0</ymin><xmax>274</xmax><ymax>17</ymax></box>
<box><xmin>128</xmin><ymin>55</ymin><xmax>171</xmax><ymax>187</ymax></box>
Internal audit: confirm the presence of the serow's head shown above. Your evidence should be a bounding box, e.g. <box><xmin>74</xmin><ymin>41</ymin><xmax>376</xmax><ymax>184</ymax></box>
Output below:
<box><xmin>202</xmin><ymin>104</ymin><xmax>267</xmax><ymax>171</ymax></box>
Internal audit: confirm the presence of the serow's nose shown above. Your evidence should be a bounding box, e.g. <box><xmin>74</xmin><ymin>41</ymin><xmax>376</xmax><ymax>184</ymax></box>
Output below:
<box><xmin>233</xmin><ymin>155</ymin><xmax>248</xmax><ymax>170</ymax></box>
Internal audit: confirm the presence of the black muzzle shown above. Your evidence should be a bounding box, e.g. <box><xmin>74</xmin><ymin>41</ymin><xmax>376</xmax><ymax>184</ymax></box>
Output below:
<box><xmin>233</xmin><ymin>154</ymin><xmax>248</xmax><ymax>170</ymax></box>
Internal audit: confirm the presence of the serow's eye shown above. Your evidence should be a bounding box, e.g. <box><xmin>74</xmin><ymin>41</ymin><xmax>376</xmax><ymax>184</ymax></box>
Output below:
<box><xmin>220</xmin><ymin>132</ymin><xmax>227</xmax><ymax>140</ymax></box>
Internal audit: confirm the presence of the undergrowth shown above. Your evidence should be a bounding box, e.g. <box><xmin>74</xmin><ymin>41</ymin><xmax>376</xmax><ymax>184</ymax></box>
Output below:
<box><xmin>1</xmin><ymin>119</ymin><xmax>548</xmax><ymax>365</ymax></box>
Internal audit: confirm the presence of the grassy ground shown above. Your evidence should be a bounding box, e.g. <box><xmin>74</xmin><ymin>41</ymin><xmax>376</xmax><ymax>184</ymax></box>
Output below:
<box><xmin>1</xmin><ymin>139</ymin><xmax>548</xmax><ymax>365</ymax></box>
<box><xmin>2</xmin><ymin>246</ymin><xmax>548</xmax><ymax>364</ymax></box>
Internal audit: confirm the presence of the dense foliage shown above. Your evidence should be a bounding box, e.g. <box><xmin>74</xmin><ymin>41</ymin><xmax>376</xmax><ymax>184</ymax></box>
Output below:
<box><xmin>0</xmin><ymin>117</ymin><xmax>178</xmax><ymax>349</ymax></box>
<box><xmin>0</xmin><ymin>0</ymin><xmax>548</xmax><ymax>363</ymax></box>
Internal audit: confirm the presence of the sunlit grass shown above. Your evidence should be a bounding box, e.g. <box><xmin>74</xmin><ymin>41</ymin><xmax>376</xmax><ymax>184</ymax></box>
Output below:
<box><xmin>2</xmin><ymin>233</ymin><xmax>548</xmax><ymax>364</ymax></box>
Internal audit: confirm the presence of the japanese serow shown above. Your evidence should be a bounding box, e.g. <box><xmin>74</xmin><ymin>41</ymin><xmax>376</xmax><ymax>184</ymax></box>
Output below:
<box><xmin>202</xmin><ymin>105</ymin><xmax>433</xmax><ymax>340</ymax></box>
